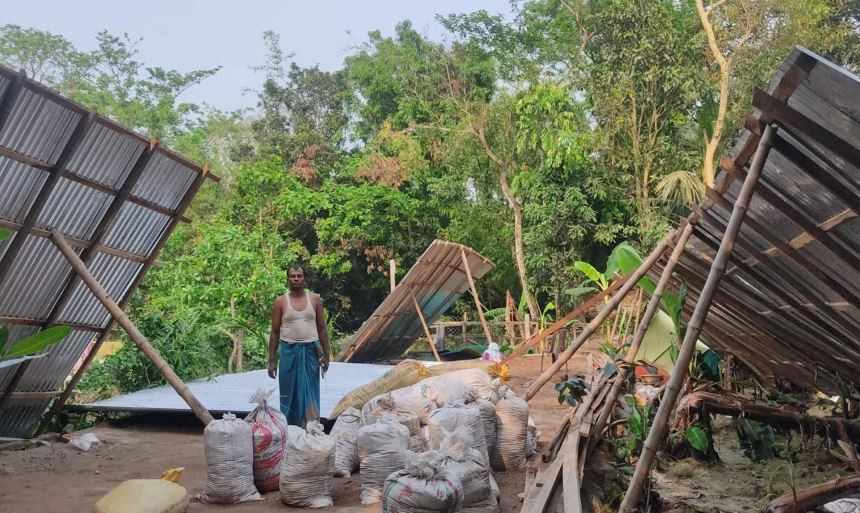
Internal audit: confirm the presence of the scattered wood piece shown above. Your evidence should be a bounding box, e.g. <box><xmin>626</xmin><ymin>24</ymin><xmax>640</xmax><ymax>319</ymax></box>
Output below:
<box><xmin>763</xmin><ymin>475</ymin><xmax>860</xmax><ymax>513</ymax></box>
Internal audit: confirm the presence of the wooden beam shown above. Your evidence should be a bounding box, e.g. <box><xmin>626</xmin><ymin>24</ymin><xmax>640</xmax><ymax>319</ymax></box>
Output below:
<box><xmin>620</xmin><ymin>124</ymin><xmax>776</xmax><ymax>513</ymax></box>
<box><xmin>509</xmin><ymin>276</ymin><xmax>629</xmax><ymax>359</ymax></box>
<box><xmin>389</xmin><ymin>259</ymin><xmax>396</xmax><ymax>293</ymax></box>
<box><xmin>754</xmin><ymin>88</ymin><xmax>860</xmax><ymax>169</ymax></box>
<box><xmin>0</xmin><ymin>316</ymin><xmax>102</xmax><ymax>332</ymax></box>
<box><xmin>49</xmin><ymin>230</ymin><xmax>213</xmax><ymax>426</ymax></box>
<box><xmin>461</xmin><ymin>249</ymin><xmax>493</xmax><ymax>345</ymax></box>
<box><xmin>763</xmin><ymin>475</ymin><xmax>860</xmax><ymax>513</ymax></box>
<box><xmin>523</xmin><ymin>237</ymin><xmax>670</xmax><ymax>401</ymax></box>
<box><xmin>0</xmin><ymin>220</ymin><xmax>151</xmax><ymax>263</ymax></box>
<box><xmin>411</xmin><ymin>291</ymin><xmax>441</xmax><ymax>362</ymax></box>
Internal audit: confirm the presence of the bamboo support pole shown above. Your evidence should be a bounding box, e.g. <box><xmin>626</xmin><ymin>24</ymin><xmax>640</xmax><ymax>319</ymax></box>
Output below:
<box><xmin>389</xmin><ymin>259</ymin><xmax>396</xmax><ymax>293</ymax></box>
<box><xmin>461</xmin><ymin>249</ymin><xmax>493</xmax><ymax>344</ymax></box>
<box><xmin>587</xmin><ymin>222</ymin><xmax>694</xmax><ymax>458</ymax></box>
<box><xmin>50</xmin><ymin>230</ymin><xmax>215</xmax><ymax>426</ymax></box>
<box><xmin>522</xmin><ymin>238</ymin><xmax>670</xmax><ymax>401</ymax></box>
<box><xmin>411</xmin><ymin>291</ymin><xmax>441</xmax><ymax>362</ymax></box>
<box><xmin>619</xmin><ymin>124</ymin><xmax>775</xmax><ymax>513</ymax></box>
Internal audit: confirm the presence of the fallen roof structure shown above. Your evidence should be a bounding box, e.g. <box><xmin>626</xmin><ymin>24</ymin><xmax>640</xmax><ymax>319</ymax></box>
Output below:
<box><xmin>516</xmin><ymin>47</ymin><xmax>860</xmax><ymax>513</ymax></box>
<box><xmin>0</xmin><ymin>66</ymin><xmax>216</xmax><ymax>438</ymax></box>
<box><xmin>337</xmin><ymin>240</ymin><xmax>494</xmax><ymax>363</ymax></box>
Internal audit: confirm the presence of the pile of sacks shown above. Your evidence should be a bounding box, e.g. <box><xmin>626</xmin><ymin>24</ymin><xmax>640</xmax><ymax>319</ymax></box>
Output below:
<box><xmin>192</xmin><ymin>365</ymin><xmax>533</xmax><ymax>511</ymax></box>
<box><xmin>197</xmin><ymin>389</ymin><xmax>338</xmax><ymax>508</ymax></box>
<box><xmin>329</xmin><ymin>367</ymin><xmax>534</xmax><ymax>509</ymax></box>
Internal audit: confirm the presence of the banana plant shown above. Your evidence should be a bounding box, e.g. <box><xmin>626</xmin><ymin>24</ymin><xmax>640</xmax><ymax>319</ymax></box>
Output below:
<box><xmin>0</xmin><ymin>228</ymin><xmax>71</xmax><ymax>368</ymax></box>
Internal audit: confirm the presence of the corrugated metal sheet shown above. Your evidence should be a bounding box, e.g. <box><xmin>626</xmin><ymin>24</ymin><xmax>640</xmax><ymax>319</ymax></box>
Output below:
<box><xmin>0</xmin><ymin>88</ymin><xmax>81</xmax><ymax>165</ymax></box>
<box><xmin>0</xmin><ymin>157</ymin><xmax>46</xmax><ymax>222</ymax></box>
<box><xmin>0</xmin><ymin>64</ymin><xmax>211</xmax><ymax>437</ymax></box>
<box><xmin>66</xmin><ymin>122</ymin><xmax>145</xmax><ymax>188</ymax></box>
<box><xmin>102</xmin><ymin>203</ymin><xmax>171</xmax><ymax>257</ymax></box>
<box><xmin>338</xmin><ymin>240</ymin><xmax>494</xmax><ymax>363</ymax></box>
<box><xmin>71</xmin><ymin>362</ymin><xmax>395</xmax><ymax>419</ymax></box>
<box><xmin>131</xmin><ymin>152</ymin><xmax>198</xmax><ymax>210</ymax></box>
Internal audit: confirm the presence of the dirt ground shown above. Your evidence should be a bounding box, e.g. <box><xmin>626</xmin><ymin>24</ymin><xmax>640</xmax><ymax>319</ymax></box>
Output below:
<box><xmin>0</xmin><ymin>352</ymin><xmax>590</xmax><ymax>513</ymax></box>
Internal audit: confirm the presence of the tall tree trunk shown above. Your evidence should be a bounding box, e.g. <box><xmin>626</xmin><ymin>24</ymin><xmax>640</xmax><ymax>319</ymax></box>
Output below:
<box><xmin>697</xmin><ymin>0</ymin><xmax>731</xmax><ymax>187</ymax></box>
<box><xmin>474</xmin><ymin>123</ymin><xmax>540</xmax><ymax>321</ymax></box>
<box><xmin>499</xmin><ymin>170</ymin><xmax>540</xmax><ymax>321</ymax></box>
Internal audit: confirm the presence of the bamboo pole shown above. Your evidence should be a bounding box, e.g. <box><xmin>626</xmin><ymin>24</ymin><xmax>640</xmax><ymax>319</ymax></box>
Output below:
<box><xmin>461</xmin><ymin>249</ymin><xmax>493</xmax><ymax>344</ymax></box>
<box><xmin>389</xmin><ymin>259</ymin><xmax>396</xmax><ymax>293</ymax></box>
<box><xmin>587</xmin><ymin>222</ymin><xmax>694</xmax><ymax>458</ymax></box>
<box><xmin>50</xmin><ymin>230</ymin><xmax>215</xmax><ymax>426</ymax></box>
<box><xmin>522</xmin><ymin>238</ymin><xmax>670</xmax><ymax>401</ymax></box>
<box><xmin>411</xmin><ymin>291</ymin><xmax>441</xmax><ymax>362</ymax></box>
<box><xmin>509</xmin><ymin>277</ymin><xmax>630</xmax><ymax>359</ymax></box>
<box><xmin>619</xmin><ymin>125</ymin><xmax>775</xmax><ymax>513</ymax></box>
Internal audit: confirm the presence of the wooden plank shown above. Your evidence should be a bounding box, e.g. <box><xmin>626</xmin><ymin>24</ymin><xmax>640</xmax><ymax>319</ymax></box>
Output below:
<box><xmin>561</xmin><ymin>429</ymin><xmax>583</xmax><ymax>513</ymax></box>
<box><xmin>461</xmin><ymin>249</ymin><xmax>493</xmax><ymax>344</ymax></box>
<box><xmin>509</xmin><ymin>277</ymin><xmax>628</xmax><ymax>359</ymax></box>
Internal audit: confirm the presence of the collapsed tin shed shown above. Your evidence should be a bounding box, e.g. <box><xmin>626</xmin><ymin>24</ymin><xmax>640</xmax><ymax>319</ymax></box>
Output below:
<box><xmin>0</xmin><ymin>66</ymin><xmax>217</xmax><ymax>437</ymax></box>
<box><xmin>337</xmin><ymin>240</ymin><xmax>494</xmax><ymax>363</ymax></box>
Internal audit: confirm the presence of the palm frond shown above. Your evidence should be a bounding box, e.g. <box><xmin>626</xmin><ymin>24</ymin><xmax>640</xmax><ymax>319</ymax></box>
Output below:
<box><xmin>656</xmin><ymin>170</ymin><xmax>704</xmax><ymax>206</ymax></box>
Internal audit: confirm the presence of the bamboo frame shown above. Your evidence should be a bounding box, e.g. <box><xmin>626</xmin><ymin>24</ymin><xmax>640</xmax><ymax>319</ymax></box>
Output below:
<box><xmin>522</xmin><ymin>237</ymin><xmax>671</xmax><ymax>401</ymax></box>
<box><xmin>587</xmin><ymin>221</ymin><xmax>694</xmax><ymax>457</ymax></box>
<box><xmin>411</xmin><ymin>291</ymin><xmax>441</xmax><ymax>362</ymax></box>
<box><xmin>619</xmin><ymin>124</ymin><xmax>776</xmax><ymax>512</ymax></box>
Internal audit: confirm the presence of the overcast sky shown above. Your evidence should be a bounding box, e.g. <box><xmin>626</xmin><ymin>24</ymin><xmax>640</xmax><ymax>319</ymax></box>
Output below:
<box><xmin>5</xmin><ymin>0</ymin><xmax>513</xmax><ymax>112</ymax></box>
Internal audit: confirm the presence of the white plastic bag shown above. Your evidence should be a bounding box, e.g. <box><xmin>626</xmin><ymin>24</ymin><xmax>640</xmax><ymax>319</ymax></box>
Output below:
<box><xmin>279</xmin><ymin>421</ymin><xmax>335</xmax><ymax>508</ymax></box>
<box><xmin>490</xmin><ymin>386</ymin><xmax>529</xmax><ymax>471</ymax></box>
<box><xmin>357</xmin><ymin>415</ymin><xmax>410</xmax><ymax>505</ymax></box>
<box><xmin>68</xmin><ymin>432</ymin><xmax>100</xmax><ymax>452</ymax></box>
<box><xmin>198</xmin><ymin>413</ymin><xmax>262</xmax><ymax>503</ymax></box>
<box><xmin>245</xmin><ymin>388</ymin><xmax>287</xmax><ymax>492</ymax></box>
<box><xmin>331</xmin><ymin>407</ymin><xmax>361</xmax><ymax>477</ymax></box>
<box><xmin>441</xmin><ymin>429</ymin><xmax>498</xmax><ymax>513</ymax></box>
<box><xmin>481</xmin><ymin>342</ymin><xmax>503</xmax><ymax>363</ymax></box>
<box><xmin>428</xmin><ymin>402</ymin><xmax>489</xmax><ymax>466</ymax></box>
<box><xmin>382</xmin><ymin>450</ymin><xmax>463</xmax><ymax>513</ymax></box>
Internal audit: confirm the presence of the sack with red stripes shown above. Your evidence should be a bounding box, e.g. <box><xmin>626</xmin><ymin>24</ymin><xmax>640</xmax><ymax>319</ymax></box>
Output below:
<box><xmin>245</xmin><ymin>388</ymin><xmax>287</xmax><ymax>492</ymax></box>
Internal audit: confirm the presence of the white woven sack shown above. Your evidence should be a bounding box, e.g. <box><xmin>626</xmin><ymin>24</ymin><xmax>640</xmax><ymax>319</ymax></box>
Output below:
<box><xmin>427</xmin><ymin>402</ymin><xmax>489</xmax><ymax>466</ymax></box>
<box><xmin>441</xmin><ymin>428</ymin><xmax>498</xmax><ymax>513</ymax></box>
<box><xmin>357</xmin><ymin>415</ymin><xmax>410</xmax><ymax>505</ymax></box>
<box><xmin>381</xmin><ymin>450</ymin><xmax>463</xmax><ymax>513</ymax></box>
<box><xmin>468</xmin><ymin>398</ymin><xmax>496</xmax><ymax>456</ymax></box>
<box><xmin>245</xmin><ymin>388</ymin><xmax>287</xmax><ymax>492</ymax></box>
<box><xmin>526</xmin><ymin>416</ymin><xmax>539</xmax><ymax>459</ymax></box>
<box><xmin>331</xmin><ymin>407</ymin><xmax>361</xmax><ymax>477</ymax></box>
<box><xmin>365</xmin><ymin>407</ymin><xmax>428</xmax><ymax>453</ymax></box>
<box><xmin>198</xmin><ymin>413</ymin><xmax>262</xmax><ymax>503</ymax></box>
<box><xmin>490</xmin><ymin>386</ymin><xmax>529</xmax><ymax>471</ymax></box>
<box><xmin>426</xmin><ymin>368</ymin><xmax>498</xmax><ymax>403</ymax></box>
<box><xmin>279</xmin><ymin>421</ymin><xmax>335</xmax><ymax>508</ymax></box>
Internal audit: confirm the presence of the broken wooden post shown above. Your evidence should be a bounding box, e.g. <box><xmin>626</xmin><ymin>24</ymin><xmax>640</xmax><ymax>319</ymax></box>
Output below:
<box><xmin>763</xmin><ymin>475</ymin><xmax>860</xmax><ymax>513</ymax></box>
<box><xmin>461</xmin><ymin>249</ymin><xmax>493</xmax><ymax>344</ymax></box>
<box><xmin>522</xmin><ymin>237</ymin><xmax>670</xmax><ymax>401</ymax></box>
<box><xmin>411</xmin><ymin>291</ymin><xmax>441</xmax><ymax>362</ymax></box>
<box><xmin>588</xmin><ymin>221</ymin><xmax>694</xmax><ymax>457</ymax></box>
<box><xmin>50</xmin><ymin>230</ymin><xmax>215</xmax><ymax>426</ymax></box>
<box><xmin>619</xmin><ymin>124</ymin><xmax>776</xmax><ymax>513</ymax></box>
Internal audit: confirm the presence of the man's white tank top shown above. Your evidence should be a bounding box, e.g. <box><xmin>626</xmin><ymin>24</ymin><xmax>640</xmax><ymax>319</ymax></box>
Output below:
<box><xmin>279</xmin><ymin>292</ymin><xmax>318</xmax><ymax>343</ymax></box>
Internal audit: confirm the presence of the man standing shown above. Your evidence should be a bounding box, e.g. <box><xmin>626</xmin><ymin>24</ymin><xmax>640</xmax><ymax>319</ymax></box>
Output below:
<box><xmin>268</xmin><ymin>264</ymin><xmax>331</xmax><ymax>427</ymax></box>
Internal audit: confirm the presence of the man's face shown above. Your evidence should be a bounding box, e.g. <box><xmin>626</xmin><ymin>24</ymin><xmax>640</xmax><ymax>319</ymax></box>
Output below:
<box><xmin>288</xmin><ymin>269</ymin><xmax>306</xmax><ymax>290</ymax></box>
